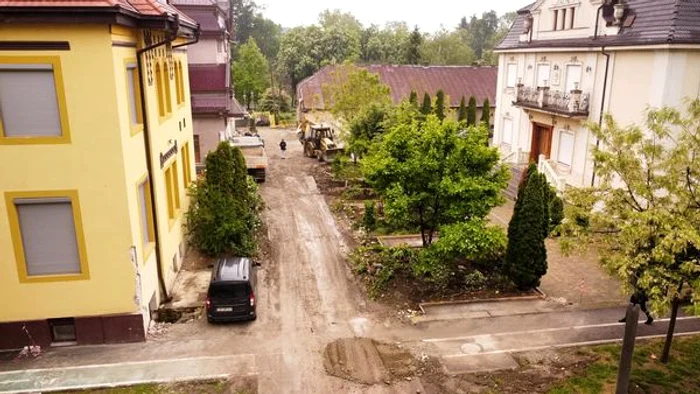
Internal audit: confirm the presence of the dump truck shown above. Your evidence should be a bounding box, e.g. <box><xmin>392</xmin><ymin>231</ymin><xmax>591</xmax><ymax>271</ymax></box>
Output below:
<box><xmin>296</xmin><ymin>120</ymin><xmax>344</xmax><ymax>162</ymax></box>
<box><xmin>230</xmin><ymin>136</ymin><xmax>267</xmax><ymax>182</ymax></box>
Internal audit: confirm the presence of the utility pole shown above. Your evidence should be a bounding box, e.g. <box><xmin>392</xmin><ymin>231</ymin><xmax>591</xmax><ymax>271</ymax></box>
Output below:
<box><xmin>616</xmin><ymin>304</ymin><xmax>640</xmax><ymax>394</ymax></box>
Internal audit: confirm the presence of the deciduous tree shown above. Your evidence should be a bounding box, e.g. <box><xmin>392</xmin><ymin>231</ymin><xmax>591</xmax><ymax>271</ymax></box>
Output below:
<box><xmin>233</xmin><ymin>38</ymin><xmax>269</xmax><ymax>109</ymax></box>
<box><xmin>362</xmin><ymin>115</ymin><xmax>509</xmax><ymax>246</ymax></box>
<box><xmin>561</xmin><ymin>100</ymin><xmax>700</xmax><ymax>363</ymax></box>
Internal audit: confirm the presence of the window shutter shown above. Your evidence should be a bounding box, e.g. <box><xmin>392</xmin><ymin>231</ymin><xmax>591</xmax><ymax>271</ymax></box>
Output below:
<box><xmin>15</xmin><ymin>199</ymin><xmax>81</xmax><ymax>276</ymax></box>
<box><xmin>502</xmin><ymin>118</ymin><xmax>513</xmax><ymax>145</ymax></box>
<box><xmin>127</xmin><ymin>67</ymin><xmax>139</xmax><ymax>125</ymax></box>
<box><xmin>537</xmin><ymin>65</ymin><xmax>551</xmax><ymax>87</ymax></box>
<box><xmin>0</xmin><ymin>69</ymin><xmax>62</xmax><ymax>137</ymax></box>
<box><xmin>565</xmin><ymin>65</ymin><xmax>582</xmax><ymax>92</ymax></box>
<box><xmin>506</xmin><ymin>64</ymin><xmax>518</xmax><ymax>88</ymax></box>
<box><xmin>558</xmin><ymin>131</ymin><xmax>575</xmax><ymax>166</ymax></box>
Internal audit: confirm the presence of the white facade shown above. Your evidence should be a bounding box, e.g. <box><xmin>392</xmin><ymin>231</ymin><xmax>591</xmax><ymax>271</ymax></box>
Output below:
<box><xmin>494</xmin><ymin>0</ymin><xmax>700</xmax><ymax>191</ymax></box>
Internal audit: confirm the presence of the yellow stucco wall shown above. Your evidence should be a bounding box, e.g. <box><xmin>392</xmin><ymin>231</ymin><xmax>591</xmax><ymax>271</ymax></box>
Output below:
<box><xmin>0</xmin><ymin>24</ymin><xmax>196</xmax><ymax>323</ymax></box>
<box><xmin>0</xmin><ymin>25</ymin><xmax>136</xmax><ymax>321</ymax></box>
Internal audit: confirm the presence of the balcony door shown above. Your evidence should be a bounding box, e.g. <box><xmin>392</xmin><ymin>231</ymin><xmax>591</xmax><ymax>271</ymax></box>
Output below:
<box><xmin>529</xmin><ymin>123</ymin><xmax>553</xmax><ymax>162</ymax></box>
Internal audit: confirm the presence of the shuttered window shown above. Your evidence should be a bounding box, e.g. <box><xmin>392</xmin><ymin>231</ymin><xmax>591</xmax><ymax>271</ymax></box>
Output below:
<box><xmin>537</xmin><ymin>64</ymin><xmax>551</xmax><ymax>87</ymax></box>
<box><xmin>506</xmin><ymin>63</ymin><xmax>518</xmax><ymax>88</ymax></box>
<box><xmin>15</xmin><ymin>198</ymin><xmax>81</xmax><ymax>276</ymax></box>
<box><xmin>138</xmin><ymin>179</ymin><xmax>154</xmax><ymax>248</ymax></box>
<box><xmin>126</xmin><ymin>65</ymin><xmax>143</xmax><ymax>129</ymax></box>
<box><xmin>558</xmin><ymin>131</ymin><xmax>575</xmax><ymax>167</ymax></box>
<box><xmin>502</xmin><ymin>118</ymin><xmax>513</xmax><ymax>146</ymax></box>
<box><xmin>565</xmin><ymin>65</ymin><xmax>582</xmax><ymax>92</ymax></box>
<box><xmin>0</xmin><ymin>66</ymin><xmax>61</xmax><ymax>137</ymax></box>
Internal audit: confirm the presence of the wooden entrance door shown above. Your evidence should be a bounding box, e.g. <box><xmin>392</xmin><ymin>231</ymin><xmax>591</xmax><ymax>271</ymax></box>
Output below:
<box><xmin>529</xmin><ymin>123</ymin><xmax>553</xmax><ymax>162</ymax></box>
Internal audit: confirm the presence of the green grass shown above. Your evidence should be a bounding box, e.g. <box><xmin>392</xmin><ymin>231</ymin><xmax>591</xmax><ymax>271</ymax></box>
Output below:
<box><xmin>57</xmin><ymin>379</ymin><xmax>238</xmax><ymax>394</ymax></box>
<box><xmin>549</xmin><ymin>336</ymin><xmax>700</xmax><ymax>394</ymax></box>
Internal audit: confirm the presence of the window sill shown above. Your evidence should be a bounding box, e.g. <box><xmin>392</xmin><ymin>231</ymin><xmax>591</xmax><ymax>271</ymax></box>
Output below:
<box><xmin>142</xmin><ymin>242</ymin><xmax>155</xmax><ymax>263</ymax></box>
<box><xmin>130</xmin><ymin>124</ymin><xmax>144</xmax><ymax>136</ymax></box>
<box><xmin>0</xmin><ymin>136</ymin><xmax>71</xmax><ymax>145</ymax></box>
<box><xmin>19</xmin><ymin>272</ymin><xmax>89</xmax><ymax>283</ymax></box>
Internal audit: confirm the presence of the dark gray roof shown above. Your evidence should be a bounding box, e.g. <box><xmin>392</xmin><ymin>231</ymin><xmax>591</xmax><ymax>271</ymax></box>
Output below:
<box><xmin>497</xmin><ymin>0</ymin><xmax>700</xmax><ymax>50</ymax></box>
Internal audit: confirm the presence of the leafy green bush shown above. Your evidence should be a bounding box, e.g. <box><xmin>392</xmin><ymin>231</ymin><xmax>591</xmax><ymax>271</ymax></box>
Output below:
<box><xmin>464</xmin><ymin>270</ymin><xmax>487</xmax><ymax>290</ymax></box>
<box><xmin>549</xmin><ymin>194</ymin><xmax>564</xmax><ymax>233</ymax></box>
<box><xmin>186</xmin><ymin>142</ymin><xmax>261</xmax><ymax>257</ymax></box>
<box><xmin>258</xmin><ymin>88</ymin><xmax>291</xmax><ymax>113</ymax></box>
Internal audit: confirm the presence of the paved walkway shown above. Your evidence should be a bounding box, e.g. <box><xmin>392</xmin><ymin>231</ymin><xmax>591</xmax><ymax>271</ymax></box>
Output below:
<box><xmin>489</xmin><ymin>200</ymin><xmax>626</xmax><ymax>308</ymax></box>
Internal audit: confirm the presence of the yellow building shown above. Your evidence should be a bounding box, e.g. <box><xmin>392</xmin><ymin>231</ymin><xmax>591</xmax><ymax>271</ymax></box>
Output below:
<box><xmin>0</xmin><ymin>1</ymin><xmax>199</xmax><ymax>349</ymax></box>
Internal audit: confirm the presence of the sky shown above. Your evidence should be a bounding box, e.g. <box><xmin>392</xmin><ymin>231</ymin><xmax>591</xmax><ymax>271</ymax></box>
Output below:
<box><xmin>258</xmin><ymin>0</ymin><xmax>529</xmax><ymax>33</ymax></box>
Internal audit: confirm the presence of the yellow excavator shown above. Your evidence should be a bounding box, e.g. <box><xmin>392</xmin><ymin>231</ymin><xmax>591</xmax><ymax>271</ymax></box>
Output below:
<box><xmin>296</xmin><ymin>119</ymin><xmax>344</xmax><ymax>162</ymax></box>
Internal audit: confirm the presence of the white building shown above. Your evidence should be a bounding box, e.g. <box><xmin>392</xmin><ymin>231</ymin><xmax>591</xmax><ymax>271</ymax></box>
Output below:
<box><xmin>493</xmin><ymin>0</ymin><xmax>700</xmax><ymax>194</ymax></box>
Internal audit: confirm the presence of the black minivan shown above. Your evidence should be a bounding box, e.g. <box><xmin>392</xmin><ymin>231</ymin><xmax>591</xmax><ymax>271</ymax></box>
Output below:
<box><xmin>206</xmin><ymin>257</ymin><xmax>257</xmax><ymax>323</ymax></box>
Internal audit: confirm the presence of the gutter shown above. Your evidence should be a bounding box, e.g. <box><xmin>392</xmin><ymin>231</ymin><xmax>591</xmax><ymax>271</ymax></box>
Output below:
<box><xmin>135</xmin><ymin>14</ymin><xmax>199</xmax><ymax>303</ymax></box>
<box><xmin>591</xmin><ymin>3</ymin><xmax>611</xmax><ymax>187</ymax></box>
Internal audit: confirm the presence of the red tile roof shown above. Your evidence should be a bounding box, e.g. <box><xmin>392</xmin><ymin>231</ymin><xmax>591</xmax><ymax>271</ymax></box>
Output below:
<box><xmin>188</xmin><ymin>63</ymin><xmax>228</xmax><ymax>92</ymax></box>
<box><xmin>298</xmin><ymin>65</ymin><xmax>498</xmax><ymax>111</ymax></box>
<box><xmin>0</xmin><ymin>0</ymin><xmax>197</xmax><ymax>27</ymax></box>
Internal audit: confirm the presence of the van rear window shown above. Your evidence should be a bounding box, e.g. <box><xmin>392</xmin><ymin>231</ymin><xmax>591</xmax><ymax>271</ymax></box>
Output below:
<box><xmin>210</xmin><ymin>283</ymin><xmax>248</xmax><ymax>300</ymax></box>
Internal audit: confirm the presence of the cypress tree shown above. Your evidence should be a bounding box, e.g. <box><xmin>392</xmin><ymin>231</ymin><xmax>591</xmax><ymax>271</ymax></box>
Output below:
<box><xmin>466</xmin><ymin>96</ymin><xmax>477</xmax><ymax>126</ymax></box>
<box><xmin>481</xmin><ymin>98</ymin><xmax>491</xmax><ymax>125</ymax></box>
<box><xmin>434</xmin><ymin>90</ymin><xmax>446</xmax><ymax>121</ymax></box>
<box><xmin>505</xmin><ymin>166</ymin><xmax>548</xmax><ymax>290</ymax></box>
<box><xmin>409</xmin><ymin>90</ymin><xmax>418</xmax><ymax>107</ymax></box>
<box><xmin>420</xmin><ymin>93</ymin><xmax>432</xmax><ymax>115</ymax></box>
<box><xmin>457</xmin><ymin>96</ymin><xmax>467</xmax><ymax>122</ymax></box>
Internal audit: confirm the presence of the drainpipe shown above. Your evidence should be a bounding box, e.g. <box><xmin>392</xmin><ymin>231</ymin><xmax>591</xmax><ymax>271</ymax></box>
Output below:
<box><xmin>136</xmin><ymin>17</ymin><xmax>179</xmax><ymax>302</ymax></box>
<box><xmin>591</xmin><ymin>46</ymin><xmax>610</xmax><ymax>187</ymax></box>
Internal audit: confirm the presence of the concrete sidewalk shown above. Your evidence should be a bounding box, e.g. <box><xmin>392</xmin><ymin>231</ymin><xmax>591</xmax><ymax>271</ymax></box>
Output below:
<box><xmin>0</xmin><ymin>354</ymin><xmax>257</xmax><ymax>393</ymax></box>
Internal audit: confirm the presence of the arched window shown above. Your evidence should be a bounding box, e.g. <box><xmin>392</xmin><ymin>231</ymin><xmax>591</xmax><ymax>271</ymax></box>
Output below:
<box><xmin>155</xmin><ymin>63</ymin><xmax>165</xmax><ymax>117</ymax></box>
<box><xmin>163</xmin><ymin>62</ymin><xmax>172</xmax><ymax>114</ymax></box>
<box><xmin>174</xmin><ymin>61</ymin><xmax>182</xmax><ymax>105</ymax></box>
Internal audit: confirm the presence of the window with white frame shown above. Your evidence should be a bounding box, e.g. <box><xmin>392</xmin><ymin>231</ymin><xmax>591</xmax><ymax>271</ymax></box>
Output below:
<box><xmin>565</xmin><ymin>64</ymin><xmax>582</xmax><ymax>92</ymax></box>
<box><xmin>502</xmin><ymin>118</ymin><xmax>513</xmax><ymax>146</ymax></box>
<box><xmin>506</xmin><ymin>63</ymin><xmax>518</xmax><ymax>88</ymax></box>
<box><xmin>0</xmin><ymin>65</ymin><xmax>62</xmax><ymax>137</ymax></box>
<box><xmin>557</xmin><ymin>130</ymin><xmax>575</xmax><ymax>167</ymax></box>
<box><xmin>14</xmin><ymin>198</ymin><xmax>82</xmax><ymax>276</ymax></box>
<box><xmin>536</xmin><ymin>64</ymin><xmax>551</xmax><ymax>87</ymax></box>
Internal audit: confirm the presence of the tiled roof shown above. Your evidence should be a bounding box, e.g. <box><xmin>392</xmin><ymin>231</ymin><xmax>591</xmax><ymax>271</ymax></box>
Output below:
<box><xmin>188</xmin><ymin>63</ymin><xmax>228</xmax><ymax>92</ymax></box>
<box><xmin>173</xmin><ymin>7</ymin><xmax>222</xmax><ymax>33</ymax></box>
<box><xmin>192</xmin><ymin>93</ymin><xmax>247</xmax><ymax>117</ymax></box>
<box><xmin>0</xmin><ymin>0</ymin><xmax>198</xmax><ymax>28</ymax></box>
<box><xmin>297</xmin><ymin>65</ymin><xmax>498</xmax><ymax>111</ymax></box>
<box><xmin>497</xmin><ymin>0</ymin><xmax>700</xmax><ymax>50</ymax></box>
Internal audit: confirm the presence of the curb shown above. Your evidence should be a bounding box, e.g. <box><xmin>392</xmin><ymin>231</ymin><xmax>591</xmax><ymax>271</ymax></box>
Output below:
<box><xmin>418</xmin><ymin>291</ymin><xmax>546</xmax><ymax>314</ymax></box>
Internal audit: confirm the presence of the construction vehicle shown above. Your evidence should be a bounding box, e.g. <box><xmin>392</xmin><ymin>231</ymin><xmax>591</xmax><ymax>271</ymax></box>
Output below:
<box><xmin>296</xmin><ymin>119</ymin><xmax>344</xmax><ymax>162</ymax></box>
<box><xmin>230</xmin><ymin>136</ymin><xmax>268</xmax><ymax>182</ymax></box>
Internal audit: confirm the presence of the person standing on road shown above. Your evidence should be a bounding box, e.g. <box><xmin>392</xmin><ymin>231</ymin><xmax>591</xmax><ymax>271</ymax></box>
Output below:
<box><xmin>619</xmin><ymin>287</ymin><xmax>654</xmax><ymax>325</ymax></box>
<box><xmin>279</xmin><ymin>138</ymin><xmax>287</xmax><ymax>159</ymax></box>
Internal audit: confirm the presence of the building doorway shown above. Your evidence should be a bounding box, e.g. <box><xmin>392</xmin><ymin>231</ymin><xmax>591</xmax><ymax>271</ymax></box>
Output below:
<box><xmin>529</xmin><ymin>123</ymin><xmax>553</xmax><ymax>162</ymax></box>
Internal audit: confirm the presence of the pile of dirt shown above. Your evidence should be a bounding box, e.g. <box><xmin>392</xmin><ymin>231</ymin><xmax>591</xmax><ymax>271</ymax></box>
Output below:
<box><xmin>323</xmin><ymin>338</ymin><xmax>420</xmax><ymax>385</ymax></box>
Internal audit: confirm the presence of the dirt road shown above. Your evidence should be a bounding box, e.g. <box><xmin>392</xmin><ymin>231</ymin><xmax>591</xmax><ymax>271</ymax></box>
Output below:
<box><xmin>255</xmin><ymin>128</ymin><xmax>409</xmax><ymax>393</ymax></box>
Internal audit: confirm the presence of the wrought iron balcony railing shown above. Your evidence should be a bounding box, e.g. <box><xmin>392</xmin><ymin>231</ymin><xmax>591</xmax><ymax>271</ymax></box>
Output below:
<box><xmin>514</xmin><ymin>84</ymin><xmax>590</xmax><ymax>117</ymax></box>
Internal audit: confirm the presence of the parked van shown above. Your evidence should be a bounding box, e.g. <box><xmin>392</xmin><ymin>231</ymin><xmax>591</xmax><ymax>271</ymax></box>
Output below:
<box><xmin>206</xmin><ymin>257</ymin><xmax>257</xmax><ymax>323</ymax></box>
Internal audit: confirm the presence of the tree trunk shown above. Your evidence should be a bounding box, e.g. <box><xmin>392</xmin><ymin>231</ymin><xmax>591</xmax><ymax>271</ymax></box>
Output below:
<box><xmin>616</xmin><ymin>304</ymin><xmax>640</xmax><ymax>394</ymax></box>
<box><xmin>661</xmin><ymin>296</ymin><xmax>681</xmax><ymax>363</ymax></box>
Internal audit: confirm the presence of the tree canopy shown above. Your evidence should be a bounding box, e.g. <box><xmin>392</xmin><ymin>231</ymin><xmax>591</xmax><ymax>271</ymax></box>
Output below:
<box><xmin>362</xmin><ymin>114</ymin><xmax>509</xmax><ymax>246</ymax></box>
<box><xmin>561</xmin><ymin>99</ymin><xmax>700</xmax><ymax>362</ymax></box>
<box><xmin>233</xmin><ymin>38</ymin><xmax>269</xmax><ymax>109</ymax></box>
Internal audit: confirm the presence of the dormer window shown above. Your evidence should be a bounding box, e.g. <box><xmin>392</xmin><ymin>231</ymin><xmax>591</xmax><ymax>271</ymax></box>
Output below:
<box><xmin>553</xmin><ymin>6</ymin><xmax>577</xmax><ymax>31</ymax></box>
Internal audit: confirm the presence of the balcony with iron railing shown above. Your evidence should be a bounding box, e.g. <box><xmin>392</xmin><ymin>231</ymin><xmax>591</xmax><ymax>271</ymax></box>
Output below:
<box><xmin>513</xmin><ymin>82</ymin><xmax>590</xmax><ymax>117</ymax></box>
